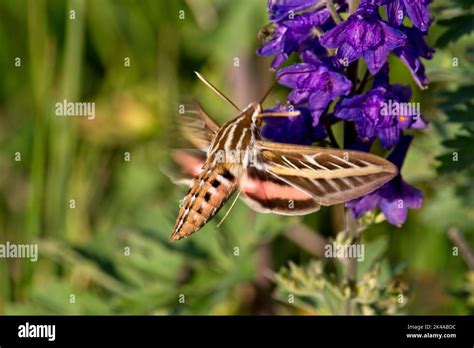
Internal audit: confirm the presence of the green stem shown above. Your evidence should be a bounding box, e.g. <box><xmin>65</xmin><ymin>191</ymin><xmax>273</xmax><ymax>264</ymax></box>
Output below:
<box><xmin>323</xmin><ymin>115</ymin><xmax>340</xmax><ymax>149</ymax></box>
<box><xmin>344</xmin><ymin>210</ymin><xmax>360</xmax><ymax>315</ymax></box>
<box><xmin>344</xmin><ymin>61</ymin><xmax>359</xmax><ymax>147</ymax></box>
<box><xmin>356</xmin><ymin>69</ymin><xmax>371</xmax><ymax>94</ymax></box>
<box><xmin>48</xmin><ymin>0</ymin><xmax>86</xmax><ymax>241</ymax></box>
<box><xmin>320</xmin><ymin>104</ymin><xmax>340</xmax><ymax>149</ymax></box>
<box><xmin>343</xmin><ymin>58</ymin><xmax>362</xmax><ymax>314</ymax></box>
<box><xmin>349</xmin><ymin>0</ymin><xmax>361</xmax><ymax>14</ymax></box>
<box><xmin>294</xmin><ymin>1</ymin><xmax>327</xmax><ymax>17</ymax></box>
<box><xmin>23</xmin><ymin>0</ymin><xmax>52</xmax><ymax>301</ymax></box>
<box><xmin>326</xmin><ymin>0</ymin><xmax>341</xmax><ymax>24</ymax></box>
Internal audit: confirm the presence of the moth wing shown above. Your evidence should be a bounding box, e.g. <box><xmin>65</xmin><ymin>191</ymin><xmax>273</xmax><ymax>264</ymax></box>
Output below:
<box><xmin>252</xmin><ymin>140</ymin><xmax>398</xmax><ymax>206</ymax></box>
<box><xmin>178</xmin><ymin>100</ymin><xmax>220</xmax><ymax>151</ymax></box>
<box><xmin>161</xmin><ymin>150</ymin><xmax>206</xmax><ymax>188</ymax></box>
<box><xmin>166</xmin><ymin>100</ymin><xmax>217</xmax><ymax>185</ymax></box>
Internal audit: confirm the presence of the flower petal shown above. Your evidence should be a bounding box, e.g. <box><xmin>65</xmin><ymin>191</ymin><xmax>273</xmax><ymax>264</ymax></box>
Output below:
<box><xmin>261</xmin><ymin>105</ymin><xmax>320</xmax><ymax>145</ymax></box>
<box><xmin>320</xmin><ymin>20</ymin><xmax>350</xmax><ymax>48</ymax></box>
<box><xmin>309</xmin><ymin>90</ymin><xmax>332</xmax><ymax>119</ymax></box>
<box><xmin>257</xmin><ymin>26</ymin><xmax>287</xmax><ymax>55</ymax></box>
<box><xmin>364</xmin><ymin>44</ymin><xmax>391</xmax><ymax>74</ymax></box>
<box><xmin>337</xmin><ymin>42</ymin><xmax>363</xmax><ymax>63</ymax></box>
<box><xmin>377</xmin><ymin>125</ymin><xmax>400</xmax><ymax>149</ymax></box>
<box><xmin>387</xmin><ymin>0</ymin><xmax>404</xmax><ymax>27</ymax></box>
<box><xmin>379</xmin><ymin>196</ymin><xmax>408</xmax><ymax>226</ymax></box>
<box><xmin>346</xmin><ymin>192</ymin><xmax>381</xmax><ymax>219</ymax></box>
<box><xmin>277</xmin><ymin>63</ymin><xmax>313</xmax><ymax>88</ymax></box>
<box><xmin>380</xmin><ymin>22</ymin><xmax>407</xmax><ymax>49</ymax></box>
<box><xmin>288</xmin><ymin>89</ymin><xmax>311</xmax><ymax>104</ymax></box>
<box><xmin>387</xmin><ymin>134</ymin><xmax>412</xmax><ymax>169</ymax></box>
<box><xmin>403</xmin><ymin>0</ymin><xmax>431</xmax><ymax>32</ymax></box>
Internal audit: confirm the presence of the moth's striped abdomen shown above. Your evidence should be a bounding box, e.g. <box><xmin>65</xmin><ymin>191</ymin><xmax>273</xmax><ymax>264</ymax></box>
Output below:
<box><xmin>170</xmin><ymin>165</ymin><xmax>240</xmax><ymax>241</ymax></box>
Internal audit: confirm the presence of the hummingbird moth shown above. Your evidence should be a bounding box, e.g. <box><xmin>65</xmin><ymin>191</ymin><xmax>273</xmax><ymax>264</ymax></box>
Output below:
<box><xmin>169</xmin><ymin>72</ymin><xmax>397</xmax><ymax>241</ymax></box>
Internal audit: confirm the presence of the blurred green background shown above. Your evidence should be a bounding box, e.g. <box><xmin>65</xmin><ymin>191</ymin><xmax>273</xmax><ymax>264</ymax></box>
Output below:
<box><xmin>0</xmin><ymin>0</ymin><xmax>473</xmax><ymax>315</ymax></box>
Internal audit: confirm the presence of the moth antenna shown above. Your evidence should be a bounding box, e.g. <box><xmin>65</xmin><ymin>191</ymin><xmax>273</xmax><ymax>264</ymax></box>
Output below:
<box><xmin>194</xmin><ymin>71</ymin><xmax>241</xmax><ymax>112</ymax></box>
<box><xmin>216</xmin><ymin>190</ymin><xmax>242</xmax><ymax>229</ymax></box>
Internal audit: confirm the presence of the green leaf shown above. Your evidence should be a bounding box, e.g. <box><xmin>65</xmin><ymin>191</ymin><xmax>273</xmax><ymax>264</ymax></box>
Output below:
<box><xmin>436</xmin><ymin>151</ymin><xmax>474</xmax><ymax>173</ymax></box>
<box><xmin>358</xmin><ymin>236</ymin><xmax>388</xmax><ymax>277</ymax></box>
<box><xmin>437</xmin><ymin>85</ymin><xmax>474</xmax><ymax>111</ymax></box>
<box><xmin>445</xmin><ymin>108</ymin><xmax>474</xmax><ymax>123</ymax></box>
<box><xmin>436</xmin><ymin>14</ymin><xmax>474</xmax><ymax>48</ymax></box>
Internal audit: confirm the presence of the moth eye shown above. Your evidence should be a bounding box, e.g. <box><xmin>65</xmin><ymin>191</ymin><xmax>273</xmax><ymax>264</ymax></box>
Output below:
<box><xmin>255</xmin><ymin>118</ymin><xmax>263</xmax><ymax>127</ymax></box>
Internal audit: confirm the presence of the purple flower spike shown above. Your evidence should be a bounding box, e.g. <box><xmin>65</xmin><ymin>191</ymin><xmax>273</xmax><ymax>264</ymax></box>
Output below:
<box><xmin>320</xmin><ymin>2</ymin><xmax>406</xmax><ymax>74</ymax></box>
<box><xmin>387</xmin><ymin>0</ymin><xmax>431</xmax><ymax>32</ymax></box>
<box><xmin>261</xmin><ymin>105</ymin><xmax>326</xmax><ymax>145</ymax></box>
<box><xmin>256</xmin><ymin>0</ymin><xmax>432</xmax><ymax>227</ymax></box>
<box><xmin>277</xmin><ymin>52</ymin><xmax>352</xmax><ymax>121</ymax></box>
<box><xmin>394</xmin><ymin>26</ymin><xmax>435</xmax><ymax>89</ymax></box>
<box><xmin>346</xmin><ymin>135</ymin><xmax>423</xmax><ymax>226</ymax></box>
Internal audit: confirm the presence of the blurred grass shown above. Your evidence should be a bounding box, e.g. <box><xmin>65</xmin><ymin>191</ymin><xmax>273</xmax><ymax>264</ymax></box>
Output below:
<box><xmin>0</xmin><ymin>0</ymin><xmax>473</xmax><ymax>315</ymax></box>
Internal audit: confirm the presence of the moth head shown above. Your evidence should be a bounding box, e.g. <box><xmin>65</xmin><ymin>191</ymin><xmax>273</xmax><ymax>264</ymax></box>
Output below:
<box><xmin>244</xmin><ymin>102</ymin><xmax>262</xmax><ymax>127</ymax></box>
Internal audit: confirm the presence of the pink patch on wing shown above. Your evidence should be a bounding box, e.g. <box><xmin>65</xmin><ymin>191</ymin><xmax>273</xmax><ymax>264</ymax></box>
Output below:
<box><xmin>172</xmin><ymin>150</ymin><xmax>205</xmax><ymax>176</ymax></box>
<box><xmin>241</xmin><ymin>175</ymin><xmax>311</xmax><ymax>200</ymax></box>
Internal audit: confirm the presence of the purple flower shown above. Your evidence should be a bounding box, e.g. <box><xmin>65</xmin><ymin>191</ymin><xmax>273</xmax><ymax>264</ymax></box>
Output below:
<box><xmin>277</xmin><ymin>52</ymin><xmax>352</xmax><ymax>121</ymax></box>
<box><xmin>257</xmin><ymin>7</ymin><xmax>333</xmax><ymax>69</ymax></box>
<box><xmin>267</xmin><ymin>0</ymin><xmax>321</xmax><ymax>22</ymax></box>
<box><xmin>256</xmin><ymin>0</ymin><xmax>431</xmax><ymax>228</ymax></box>
<box><xmin>387</xmin><ymin>0</ymin><xmax>431</xmax><ymax>32</ymax></box>
<box><xmin>334</xmin><ymin>69</ymin><xmax>426</xmax><ymax>149</ymax></box>
<box><xmin>320</xmin><ymin>2</ymin><xmax>406</xmax><ymax>74</ymax></box>
<box><xmin>393</xmin><ymin>26</ymin><xmax>435</xmax><ymax>89</ymax></box>
<box><xmin>346</xmin><ymin>135</ymin><xmax>423</xmax><ymax>226</ymax></box>
<box><xmin>261</xmin><ymin>104</ymin><xmax>326</xmax><ymax>145</ymax></box>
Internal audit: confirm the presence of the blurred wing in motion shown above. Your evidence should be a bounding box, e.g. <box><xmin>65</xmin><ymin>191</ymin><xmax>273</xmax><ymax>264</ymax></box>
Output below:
<box><xmin>165</xmin><ymin>101</ymin><xmax>218</xmax><ymax>186</ymax></box>
<box><xmin>178</xmin><ymin>100</ymin><xmax>219</xmax><ymax>151</ymax></box>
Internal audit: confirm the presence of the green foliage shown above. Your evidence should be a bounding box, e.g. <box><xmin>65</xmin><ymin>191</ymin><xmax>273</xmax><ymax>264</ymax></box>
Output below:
<box><xmin>274</xmin><ymin>230</ymin><xmax>408</xmax><ymax>315</ymax></box>
<box><xmin>435</xmin><ymin>0</ymin><xmax>474</xmax><ymax>48</ymax></box>
<box><xmin>447</xmin><ymin>270</ymin><xmax>474</xmax><ymax>315</ymax></box>
<box><xmin>434</xmin><ymin>3</ymin><xmax>474</xmax><ymax>209</ymax></box>
<box><xmin>6</xmin><ymin>202</ymin><xmax>287</xmax><ymax>315</ymax></box>
<box><xmin>436</xmin><ymin>83</ymin><xmax>474</xmax><ymax>176</ymax></box>
<box><xmin>274</xmin><ymin>254</ymin><xmax>407</xmax><ymax>316</ymax></box>
<box><xmin>436</xmin><ymin>14</ymin><xmax>474</xmax><ymax>48</ymax></box>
